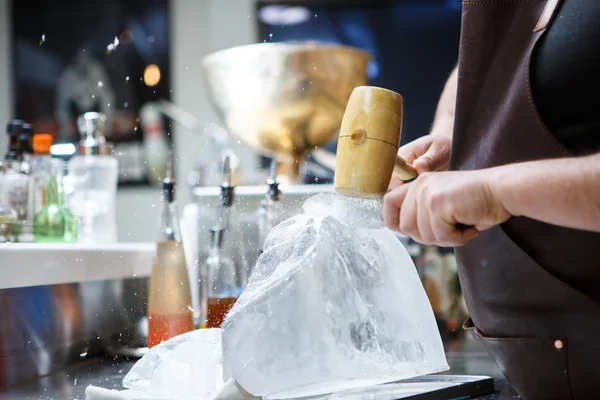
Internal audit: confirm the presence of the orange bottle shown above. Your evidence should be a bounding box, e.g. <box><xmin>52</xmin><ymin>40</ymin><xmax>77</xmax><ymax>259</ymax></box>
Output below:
<box><xmin>147</xmin><ymin>152</ymin><xmax>194</xmax><ymax>347</ymax></box>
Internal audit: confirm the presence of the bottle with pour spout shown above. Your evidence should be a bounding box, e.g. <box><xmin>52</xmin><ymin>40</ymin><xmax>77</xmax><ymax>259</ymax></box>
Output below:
<box><xmin>256</xmin><ymin>158</ymin><xmax>283</xmax><ymax>255</ymax></box>
<box><xmin>199</xmin><ymin>155</ymin><xmax>239</xmax><ymax>328</ymax></box>
<box><xmin>200</xmin><ymin>226</ymin><xmax>237</xmax><ymax>328</ymax></box>
<box><xmin>147</xmin><ymin>151</ymin><xmax>194</xmax><ymax>347</ymax></box>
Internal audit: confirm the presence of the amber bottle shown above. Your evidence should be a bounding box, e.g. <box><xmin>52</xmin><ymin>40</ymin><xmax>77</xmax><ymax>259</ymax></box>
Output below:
<box><xmin>147</xmin><ymin>152</ymin><xmax>194</xmax><ymax>347</ymax></box>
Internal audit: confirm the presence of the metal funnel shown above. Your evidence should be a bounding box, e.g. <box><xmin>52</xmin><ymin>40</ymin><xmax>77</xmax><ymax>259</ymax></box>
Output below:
<box><xmin>202</xmin><ymin>42</ymin><xmax>371</xmax><ymax>183</ymax></box>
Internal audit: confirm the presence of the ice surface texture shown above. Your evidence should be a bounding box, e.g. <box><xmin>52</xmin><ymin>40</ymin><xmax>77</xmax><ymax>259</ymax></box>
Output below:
<box><xmin>222</xmin><ymin>193</ymin><xmax>449</xmax><ymax>399</ymax></box>
<box><xmin>122</xmin><ymin>328</ymin><xmax>224</xmax><ymax>398</ymax></box>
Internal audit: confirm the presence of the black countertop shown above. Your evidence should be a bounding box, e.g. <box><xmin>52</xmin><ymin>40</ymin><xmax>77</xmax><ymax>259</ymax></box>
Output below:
<box><xmin>0</xmin><ymin>336</ymin><xmax>509</xmax><ymax>400</ymax></box>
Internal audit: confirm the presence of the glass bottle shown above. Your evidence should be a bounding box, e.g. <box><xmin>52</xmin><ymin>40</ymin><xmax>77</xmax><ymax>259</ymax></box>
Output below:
<box><xmin>19</xmin><ymin>129</ymin><xmax>34</xmax><ymax>175</ymax></box>
<box><xmin>441</xmin><ymin>248</ymin><xmax>466</xmax><ymax>339</ymax></box>
<box><xmin>200</xmin><ymin>227</ymin><xmax>238</xmax><ymax>329</ymax></box>
<box><xmin>0</xmin><ymin>163</ymin><xmax>17</xmax><ymax>243</ymax></box>
<box><xmin>30</xmin><ymin>134</ymin><xmax>59</xmax><ymax>215</ymax></box>
<box><xmin>421</xmin><ymin>246</ymin><xmax>445</xmax><ymax>316</ymax></box>
<box><xmin>256</xmin><ymin>158</ymin><xmax>283</xmax><ymax>254</ymax></box>
<box><xmin>67</xmin><ymin>112</ymin><xmax>118</xmax><ymax>243</ymax></box>
<box><xmin>2</xmin><ymin>121</ymin><xmax>32</xmax><ymax>241</ymax></box>
<box><xmin>197</xmin><ymin>156</ymin><xmax>240</xmax><ymax>328</ymax></box>
<box><xmin>18</xmin><ymin>129</ymin><xmax>35</xmax><ymax>242</ymax></box>
<box><xmin>217</xmin><ymin>155</ymin><xmax>234</xmax><ymax>230</ymax></box>
<box><xmin>147</xmin><ymin>151</ymin><xmax>194</xmax><ymax>348</ymax></box>
<box><xmin>33</xmin><ymin>161</ymin><xmax>78</xmax><ymax>243</ymax></box>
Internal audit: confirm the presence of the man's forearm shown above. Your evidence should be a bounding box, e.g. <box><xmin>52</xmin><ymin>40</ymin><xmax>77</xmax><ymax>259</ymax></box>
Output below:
<box><xmin>490</xmin><ymin>152</ymin><xmax>600</xmax><ymax>232</ymax></box>
<box><xmin>430</xmin><ymin>65</ymin><xmax>458</xmax><ymax>138</ymax></box>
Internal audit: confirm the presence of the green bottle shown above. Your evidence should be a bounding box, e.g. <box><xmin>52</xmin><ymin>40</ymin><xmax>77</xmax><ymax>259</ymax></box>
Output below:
<box><xmin>33</xmin><ymin>164</ymin><xmax>78</xmax><ymax>243</ymax></box>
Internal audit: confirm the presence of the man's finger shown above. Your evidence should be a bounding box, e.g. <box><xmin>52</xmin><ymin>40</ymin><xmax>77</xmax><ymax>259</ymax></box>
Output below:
<box><xmin>389</xmin><ymin>175</ymin><xmax>405</xmax><ymax>190</ymax></box>
<box><xmin>413</xmin><ymin>141</ymin><xmax>450</xmax><ymax>173</ymax></box>
<box><xmin>398</xmin><ymin>150</ymin><xmax>418</xmax><ymax>165</ymax></box>
<box><xmin>397</xmin><ymin>136</ymin><xmax>433</xmax><ymax>164</ymax></box>
<box><xmin>449</xmin><ymin>226</ymin><xmax>480</xmax><ymax>246</ymax></box>
<box><xmin>383</xmin><ymin>184</ymin><xmax>410</xmax><ymax>231</ymax></box>
<box><xmin>382</xmin><ymin>195</ymin><xmax>401</xmax><ymax>231</ymax></box>
<box><xmin>398</xmin><ymin>188</ymin><xmax>420</xmax><ymax>239</ymax></box>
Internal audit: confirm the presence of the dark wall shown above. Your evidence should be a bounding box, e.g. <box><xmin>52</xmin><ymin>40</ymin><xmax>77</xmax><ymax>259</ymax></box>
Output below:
<box><xmin>257</xmin><ymin>0</ymin><xmax>461</xmax><ymax>146</ymax></box>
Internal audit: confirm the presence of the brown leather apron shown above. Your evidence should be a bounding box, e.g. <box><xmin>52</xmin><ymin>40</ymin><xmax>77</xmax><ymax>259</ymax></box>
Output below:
<box><xmin>450</xmin><ymin>0</ymin><xmax>600</xmax><ymax>399</ymax></box>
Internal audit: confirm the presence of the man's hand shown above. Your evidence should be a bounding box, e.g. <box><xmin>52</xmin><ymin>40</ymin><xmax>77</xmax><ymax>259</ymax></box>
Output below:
<box><xmin>390</xmin><ymin>135</ymin><xmax>452</xmax><ymax>190</ymax></box>
<box><xmin>383</xmin><ymin>170</ymin><xmax>511</xmax><ymax>246</ymax></box>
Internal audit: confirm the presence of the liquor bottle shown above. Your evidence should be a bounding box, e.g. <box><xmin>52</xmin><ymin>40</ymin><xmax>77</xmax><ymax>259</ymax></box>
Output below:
<box><xmin>147</xmin><ymin>151</ymin><xmax>194</xmax><ymax>348</ymax></box>
<box><xmin>67</xmin><ymin>112</ymin><xmax>118</xmax><ymax>243</ymax></box>
<box><xmin>0</xmin><ymin>122</ymin><xmax>20</xmax><ymax>241</ymax></box>
<box><xmin>30</xmin><ymin>134</ymin><xmax>62</xmax><ymax>215</ymax></box>
<box><xmin>18</xmin><ymin>128</ymin><xmax>35</xmax><ymax>242</ymax></box>
<box><xmin>256</xmin><ymin>158</ymin><xmax>283</xmax><ymax>254</ymax></box>
<box><xmin>200</xmin><ymin>226</ymin><xmax>237</xmax><ymax>328</ymax></box>
<box><xmin>421</xmin><ymin>246</ymin><xmax>451</xmax><ymax>336</ymax></box>
<box><xmin>139</xmin><ymin>102</ymin><xmax>169</xmax><ymax>184</ymax></box>
<box><xmin>33</xmin><ymin>160</ymin><xmax>78</xmax><ymax>243</ymax></box>
<box><xmin>19</xmin><ymin>129</ymin><xmax>34</xmax><ymax>175</ymax></box>
<box><xmin>0</xmin><ymin>166</ymin><xmax>17</xmax><ymax>243</ymax></box>
<box><xmin>2</xmin><ymin>121</ymin><xmax>32</xmax><ymax>241</ymax></box>
<box><xmin>199</xmin><ymin>156</ymin><xmax>240</xmax><ymax>328</ymax></box>
<box><xmin>217</xmin><ymin>155</ymin><xmax>235</xmax><ymax>230</ymax></box>
<box><xmin>441</xmin><ymin>248</ymin><xmax>467</xmax><ymax>339</ymax></box>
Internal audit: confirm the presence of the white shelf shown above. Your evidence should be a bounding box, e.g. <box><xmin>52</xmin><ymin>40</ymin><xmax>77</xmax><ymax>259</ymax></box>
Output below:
<box><xmin>192</xmin><ymin>183</ymin><xmax>334</xmax><ymax>198</ymax></box>
<box><xmin>0</xmin><ymin>243</ymin><xmax>155</xmax><ymax>289</ymax></box>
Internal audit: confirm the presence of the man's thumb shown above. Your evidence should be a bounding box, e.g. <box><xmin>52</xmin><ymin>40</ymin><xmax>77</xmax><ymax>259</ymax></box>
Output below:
<box><xmin>413</xmin><ymin>143</ymin><xmax>448</xmax><ymax>173</ymax></box>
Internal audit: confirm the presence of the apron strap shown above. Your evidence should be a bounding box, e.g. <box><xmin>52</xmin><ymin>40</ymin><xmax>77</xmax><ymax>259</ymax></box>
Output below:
<box><xmin>534</xmin><ymin>0</ymin><xmax>563</xmax><ymax>32</ymax></box>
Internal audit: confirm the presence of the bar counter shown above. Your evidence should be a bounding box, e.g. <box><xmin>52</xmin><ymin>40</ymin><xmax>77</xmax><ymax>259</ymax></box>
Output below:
<box><xmin>0</xmin><ymin>335</ymin><xmax>509</xmax><ymax>399</ymax></box>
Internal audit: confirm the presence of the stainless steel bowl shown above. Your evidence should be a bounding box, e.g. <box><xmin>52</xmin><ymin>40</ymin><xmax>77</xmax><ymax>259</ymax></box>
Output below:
<box><xmin>202</xmin><ymin>42</ymin><xmax>371</xmax><ymax>183</ymax></box>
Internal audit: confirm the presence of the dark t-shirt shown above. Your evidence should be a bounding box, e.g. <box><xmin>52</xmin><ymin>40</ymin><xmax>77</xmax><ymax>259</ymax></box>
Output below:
<box><xmin>531</xmin><ymin>0</ymin><xmax>600</xmax><ymax>155</ymax></box>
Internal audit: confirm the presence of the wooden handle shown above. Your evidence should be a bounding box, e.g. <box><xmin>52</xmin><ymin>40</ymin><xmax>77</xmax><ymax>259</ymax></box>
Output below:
<box><xmin>394</xmin><ymin>155</ymin><xmax>418</xmax><ymax>182</ymax></box>
<box><xmin>334</xmin><ymin>86</ymin><xmax>405</xmax><ymax>198</ymax></box>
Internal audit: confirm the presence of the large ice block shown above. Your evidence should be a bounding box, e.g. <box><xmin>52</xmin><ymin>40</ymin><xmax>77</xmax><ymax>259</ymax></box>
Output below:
<box><xmin>222</xmin><ymin>193</ymin><xmax>449</xmax><ymax>399</ymax></box>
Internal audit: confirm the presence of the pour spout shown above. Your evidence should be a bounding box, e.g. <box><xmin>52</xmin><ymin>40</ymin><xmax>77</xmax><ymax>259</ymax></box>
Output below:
<box><xmin>162</xmin><ymin>149</ymin><xmax>176</xmax><ymax>203</ymax></box>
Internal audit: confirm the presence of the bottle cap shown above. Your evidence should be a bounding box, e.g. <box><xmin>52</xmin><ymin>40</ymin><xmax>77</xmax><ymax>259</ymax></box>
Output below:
<box><xmin>18</xmin><ymin>123</ymin><xmax>34</xmax><ymax>154</ymax></box>
<box><xmin>33</xmin><ymin>134</ymin><xmax>53</xmax><ymax>154</ymax></box>
<box><xmin>6</xmin><ymin>120</ymin><xmax>25</xmax><ymax>136</ymax></box>
<box><xmin>76</xmin><ymin>112</ymin><xmax>113</xmax><ymax>155</ymax></box>
<box><xmin>5</xmin><ymin>120</ymin><xmax>23</xmax><ymax>160</ymax></box>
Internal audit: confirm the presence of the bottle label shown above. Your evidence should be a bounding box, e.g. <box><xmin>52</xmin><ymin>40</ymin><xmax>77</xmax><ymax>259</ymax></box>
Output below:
<box><xmin>6</xmin><ymin>178</ymin><xmax>29</xmax><ymax>219</ymax></box>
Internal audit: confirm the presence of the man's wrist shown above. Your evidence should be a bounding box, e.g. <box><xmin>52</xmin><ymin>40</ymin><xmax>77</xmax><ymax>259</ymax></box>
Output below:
<box><xmin>487</xmin><ymin>163</ymin><xmax>523</xmax><ymax>218</ymax></box>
